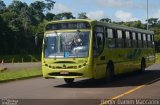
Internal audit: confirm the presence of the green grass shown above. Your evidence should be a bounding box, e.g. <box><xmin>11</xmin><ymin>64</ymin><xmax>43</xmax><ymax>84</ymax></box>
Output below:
<box><xmin>156</xmin><ymin>53</ymin><xmax>160</xmax><ymax>63</ymax></box>
<box><xmin>0</xmin><ymin>69</ymin><xmax>42</xmax><ymax>82</ymax></box>
<box><xmin>0</xmin><ymin>55</ymin><xmax>41</xmax><ymax>63</ymax></box>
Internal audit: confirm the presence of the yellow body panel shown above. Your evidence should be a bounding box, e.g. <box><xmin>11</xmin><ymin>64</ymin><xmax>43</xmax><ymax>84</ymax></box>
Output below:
<box><xmin>42</xmin><ymin>19</ymin><xmax>155</xmax><ymax>80</ymax></box>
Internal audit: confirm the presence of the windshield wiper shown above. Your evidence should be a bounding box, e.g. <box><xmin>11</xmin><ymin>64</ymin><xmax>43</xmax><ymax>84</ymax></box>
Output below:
<box><xmin>54</xmin><ymin>31</ymin><xmax>58</xmax><ymax>59</ymax></box>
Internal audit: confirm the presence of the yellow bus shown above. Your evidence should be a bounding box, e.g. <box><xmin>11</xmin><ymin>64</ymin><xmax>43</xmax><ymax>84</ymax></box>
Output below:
<box><xmin>41</xmin><ymin>19</ymin><xmax>155</xmax><ymax>84</ymax></box>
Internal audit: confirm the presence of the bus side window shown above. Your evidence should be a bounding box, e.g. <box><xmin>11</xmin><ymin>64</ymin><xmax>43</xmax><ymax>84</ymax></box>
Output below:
<box><xmin>151</xmin><ymin>35</ymin><xmax>154</xmax><ymax>48</ymax></box>
<box><xmin>138</xmin><ymin>33</ymin><xmax>142</xmax><ymax>48</ymax></box>
<box><xmin>125</xmin><ymin>31</ymin><xmax>132</xmax><ymax>48</ymax></box>
<box><xmin>147</xmin><ymin>34</ymin><xmax>152</xmax><ymax>48</ymax></box>
<box><xmin>132</xmin><ymin>32</ymin><xmax>137</xmax><ymax>48</ymax></box>
<box><xmin>106</xmin><ymin>28</ymin><xmax>115</xmax><ymax>48</ymax></box>
<box><xmin>94</xmin><ymin>26</ymin><xmax>105</xmax><ymax>56</ymax></box>
<box><xmin>95</xmin><ymin>33</ymin><xmax>104</xmax><ymax>55</ymax></box>
<box><xmin>116</xmin><ymin>30</ymin><xmax>124</xmax><ymax>48</ymax></box>
<box><xmin>143</xmin><ymin>34</ymin><xmax>147</xmax><ymax>48</ymax></box>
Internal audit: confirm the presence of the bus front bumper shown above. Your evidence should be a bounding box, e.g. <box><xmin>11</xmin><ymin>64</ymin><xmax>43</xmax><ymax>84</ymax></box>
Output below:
<box><xmin>42</xmin><ymin>65</ymin><xmax>92</xmax><ymax>79</ymax></box>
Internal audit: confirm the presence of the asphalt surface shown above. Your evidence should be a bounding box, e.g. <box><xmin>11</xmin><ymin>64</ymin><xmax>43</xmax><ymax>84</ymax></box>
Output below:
<box><xmin>0</xmin><ymin>62</ymin><xmax>41</xmax><ymax>71</ymax></box>
<box><xmin>0</xmin><ymin>64</ymin><xmax>160</xmax><ymax>105</ymax></box>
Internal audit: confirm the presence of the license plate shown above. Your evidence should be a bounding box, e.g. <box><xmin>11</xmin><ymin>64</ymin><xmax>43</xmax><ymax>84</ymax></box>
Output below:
<box><xmin>60</xmin><ymin>71</ymin><xmax>69</xmax><ymax>75</ymax></box>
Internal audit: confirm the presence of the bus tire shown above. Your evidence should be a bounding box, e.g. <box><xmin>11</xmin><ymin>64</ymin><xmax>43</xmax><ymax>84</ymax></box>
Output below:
<box><xmin>140</xmin><ymin>58</ymin><xmax>146</xmax><ymax>72</ymax></box>
<box><xmin>64</xmin><ymin>78</ymin><xmax>74</xmax><ymax>84</ymax></box>
<box><xmin>106</xmin><ymin>61</ymin><xmax>114</xmax><ymax>82</ymax></box>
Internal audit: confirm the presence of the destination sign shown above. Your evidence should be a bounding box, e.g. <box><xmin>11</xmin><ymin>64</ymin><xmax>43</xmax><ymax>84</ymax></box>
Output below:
<box><xmin>46</xmin><ymin>22</ymin><xmax>91</xmax><ymax>30</ymax></box>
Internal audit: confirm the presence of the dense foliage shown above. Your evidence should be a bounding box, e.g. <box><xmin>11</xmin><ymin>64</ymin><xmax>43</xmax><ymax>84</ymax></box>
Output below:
<box><xmin>0</xmin><ymin>0</ymin><xmax>160</xmax><ymax>55</ymax></box>
<box><xmin>0</xmin><ymin>0</ymin><xmax>55</xmax><ymax>55</ymax></box>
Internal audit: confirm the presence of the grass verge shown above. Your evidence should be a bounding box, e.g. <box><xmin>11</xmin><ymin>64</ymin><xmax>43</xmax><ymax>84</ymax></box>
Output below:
<box><xmin>156</xmin><ymin>53</ymin><xmax>160</xmax><ymax>63</ymax></box>
<box><xmin>0</xmin><ymin>69</ymin><xmax>42</xmax><ymax>83</ymax></box>
<box><xmin>0</xmin><ymin>55</ymin><xmax>41</xmax><ymax>63</ymax></box>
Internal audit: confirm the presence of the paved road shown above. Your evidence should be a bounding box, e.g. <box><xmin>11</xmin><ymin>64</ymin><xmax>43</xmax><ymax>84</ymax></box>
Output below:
<box><xmin>0</xmin><ymin>64</ymin><xmax>160</xmax><ymax>105</ymax></box>
<box><xmin>0</xmin><ymin>62</ymin><xmax>41</xmax><ymax>71</ymax></box>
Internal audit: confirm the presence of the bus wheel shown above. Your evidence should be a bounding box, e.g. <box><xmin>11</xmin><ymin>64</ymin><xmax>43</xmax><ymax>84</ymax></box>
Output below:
<box><xmin>64</xmin><ymin>78</ymin><xmax>74</xmax><ymax>84</ymax></box>
<box><xmin>141</xmin><ymin>58</ymin><xmax>146</xmax><ymax>72</ymax></box>
<box><xmin>106</xmin><ymin>62</ymin><xmax>114</xmax><ymax>82</ymax></box>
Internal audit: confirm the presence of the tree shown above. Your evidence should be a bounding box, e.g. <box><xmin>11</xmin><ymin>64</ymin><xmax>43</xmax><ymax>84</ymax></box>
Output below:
<box><xmin>30</xmin><ymin>1</ymin><xmax>46</xmax><ymax>13</ymax></box>
<box><xmin>6</xmin><ymin>1</ymin><xmax>30</xmax><ymax>31</ymax></box>
<box><xmin>147</xmin><ymin>18</ymin><xmax>159</xmax><ymax>26</ymax></box>
<box><xmin>100</xmin><ymin>18</ymin><xmax>111</xmax><ymax>23</ymax></box>
<box><xmin>8</xmin><ymin>0</ymin><xmax>28</xmax><ymax>12</ymax></box>
<box><xmin>77</xmin><ymin>12</ymin><xmax>88</xmax><ymax>19</ymax></box>
<box><xmin>0</xmin><ymin>0</ymin><xmax>55</xmax><ymax>55</ymax></box>
<box><xmin>0</xmin><ymin>0</ymin><xmax>6</xmax><ymax>10</ymax></box>
<box><xmin>128</xmin><ymin>21</ymin><xmax>145</xmax><ymax>29</ymax></box>
<box><xmin>114</xmin><ymin>20</ymin><xmax>145</xmax><ymax>29</ymax></box>
<box><xmin>45</xmin><ymin>0</ymin><xmax>55</xmax><ymax>11</ymax></box>
<box><xmin>45</xmin><ymin>12</ymin><xmax>55</xmax><ymax>21</ymax></box>
<box><xmin>53</xmin><ymin>12</ymin><xmax>75</xmax><ymax>20</ymax></box>
<box><xmin>30</xmin><ymin>0</ymin><xmax>55</xmax><ymax>12</ymax></box>
<box><xmin>30</xmin><ymin>0</ymin><xmax>55</xmax><ymax>24</ymax></box>
<box><xmin>0</xmin><ymin>16</ymin><xmax>10</xmax><ymax>54</ymax></box>
<box><xmin>158</xmin><ymin>20</ymin><xmax>160</xmax><ymax>25</ymax></box>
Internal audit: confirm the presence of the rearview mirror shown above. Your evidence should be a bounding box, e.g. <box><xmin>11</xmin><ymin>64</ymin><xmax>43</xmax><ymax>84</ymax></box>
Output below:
<box><xmin>35</xmin><ymin>32</ymin><xmax>44</xmax><ymax>46</ymax></box>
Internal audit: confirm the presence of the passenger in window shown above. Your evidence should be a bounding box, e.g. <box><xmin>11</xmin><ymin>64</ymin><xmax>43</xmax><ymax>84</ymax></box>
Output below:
<box><xmin>71</xmin><ymin>35</ymin><xmax>82</xmax><ymax>46</ymax></box>
<box><xmin>70</xmin><ymin>34</ymin><xmax>83</xmax><ymax>51</ymax></box>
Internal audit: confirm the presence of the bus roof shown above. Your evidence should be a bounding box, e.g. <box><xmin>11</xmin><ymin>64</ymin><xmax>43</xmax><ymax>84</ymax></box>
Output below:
<box><xmin>47</xmin><ymin>19</ymin><xmax>95</xmax><ymax>24</ymax></box>
<box><xmin>47</xmin><ymin>19</ymin><xmax>154</xmax><ymax>34</ymax></box>
<box><xmin>95</xmin><ymin>21</ymin><xmax>154</xmax><ymax>35</ymax></box>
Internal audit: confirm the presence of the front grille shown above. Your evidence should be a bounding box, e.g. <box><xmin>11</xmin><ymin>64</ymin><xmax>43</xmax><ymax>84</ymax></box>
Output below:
<box><xmin>48</xmin><ymin>72</ymin><xmax>83</xmax><ymax>76</ymax></box>
<box><xmin>45</xmin><ymin>64</ymin><xmax>79</xmax><ymax>69</ymax></box>
<box><xmin>55</xmin><ymin>66</ymin><xmax>63</xmax><ymax>69</ymax></box>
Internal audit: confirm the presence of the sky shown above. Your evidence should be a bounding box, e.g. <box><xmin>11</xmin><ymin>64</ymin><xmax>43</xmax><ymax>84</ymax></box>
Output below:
<box><xmin>3</xmin><ymin>0</ymin><xmax>160</xmax><ymax>23</ymax></box>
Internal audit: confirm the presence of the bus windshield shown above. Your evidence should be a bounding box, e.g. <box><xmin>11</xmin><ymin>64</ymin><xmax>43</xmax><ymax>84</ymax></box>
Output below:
<box><xmin>44</xmin><ymin>31</ymin><xmax>90</xmax><ymax>58</ymax></box>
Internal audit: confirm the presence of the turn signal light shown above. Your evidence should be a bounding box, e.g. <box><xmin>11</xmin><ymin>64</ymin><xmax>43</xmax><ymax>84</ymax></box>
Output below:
<box><xmin>79</xmin><ymin>65</ymin><xmax>82</xmax><ymax>68</ymax></box>
<box><xmin>83</xmin><ymin>63</ymin><xmax>86</xmax><ymax>66</ymax></box>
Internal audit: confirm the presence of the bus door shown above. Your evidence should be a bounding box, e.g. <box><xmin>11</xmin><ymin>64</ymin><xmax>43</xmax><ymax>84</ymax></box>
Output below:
<box><xmin>93</xmin><ymin>27</ymin><xmax>106</xmax><ymax>79</ymax></box>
